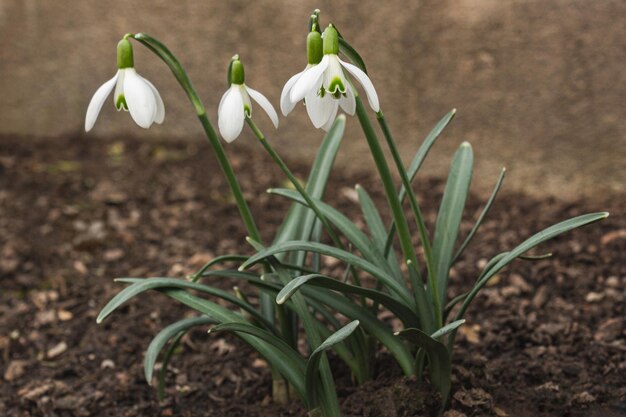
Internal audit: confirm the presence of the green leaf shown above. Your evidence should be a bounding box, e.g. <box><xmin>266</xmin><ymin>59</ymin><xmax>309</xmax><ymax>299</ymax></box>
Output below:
<box><xmin>305</xmin><ymin>321</ymin><xmax>360</xmax><ymax>408</ymax></box>
<box><xmin>209</xmin><ymin>322</ymin><xmax>306</xmax><ymax>375</ymax></box>
<box><xmin>356</xmin><ymin>185</ymin><xmax>403</xmax><ymax>280</ymax></box>
<box><xmin>272</xmin><ymin>116</ymin><xmax>345</xmax><ymax>259</ymax></box>
<box><xmin>276</xmin><ymin>274</ymin><xmax>419</xmax><ymax>328</ymax></box>
<box><xmin>160</xmin><ymin>289</ymin><xmax>307</xmax><ymax>399</ymax></box>
<box><xmin>432</xmin><ymin>142</ymin><xmax>474</xmax><ymax>306</ymax></box>
<box><xmin>269</xmin><ymin>188</ymin><xmax>405</xmax><ymax>287</ymax></box>
<box><xmin>97</xmin><ymin>277</ymin><xmax>276</xmax><ymax>334</ymax></box>
<box><xmin>242</xmin><ymin>240</ymin><xmax>415</xmax><ymax>308</ymax></box>
<box><xmin>191</xmin><ymin>254</ymin><xmax>249</xmax><ymax>281</ymax></box>
<box><xmin>431</xmin><ymin>319</ymin><xmax>465</xmax><ymax>339</ymax></box>
<box><xmin>302</xmin><ymin>286</ymin><xmax>414</xmax><ymax>375</ymax></box>
<box><xmin>456</xmin><ymin>212</ymin><xmax>609</xmax><ymax>320</ymax></box>
<box><xmin>452</xmin><ymin>167</ymin><xmax>506</xmax><ymax>264</ymax></box>
<box><xmin>400</xmin><ymin>109</ymin><xmax>457</xmax><ymax>203</ymax></box>
<box><xmin>396</xmin><ymin>328</ymin><xmax>452</xmax><ymax>405</ymax></box>
<box><xmin>338</xmin><ymin>37</ymin><xmax>368</xmax><ymax>74</ymax></box>
<box><xmin>144</xmin><ymin>316</ymin><xmax>215</xmax><ymax>384</ymax></box>
<box><xmin>385</xmin><ymin>109</ymin><xmax>457</xmax><ymax>255</ymax></box>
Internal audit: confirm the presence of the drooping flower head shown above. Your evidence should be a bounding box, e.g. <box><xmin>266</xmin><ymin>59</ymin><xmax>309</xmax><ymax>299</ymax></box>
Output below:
<box><xmin>283</xmin><ymin>22</ymin><xmax>380</xmax><ymax>130</ymax></box>
<box><xmin>85</xmin><ymin>37</ymin><xmax>164</xmax><ymax>131</ymax></box>
<box><xmin>218</xmin><ymin>55</ymin><xmax>279</xmax><ymax>143</ymax></box>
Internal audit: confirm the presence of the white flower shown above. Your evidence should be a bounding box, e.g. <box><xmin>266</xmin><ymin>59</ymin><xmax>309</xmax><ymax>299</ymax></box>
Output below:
<box><xmin>217</xmin><ymin>68</ymin><xmax>279</xmax><ymax>143</ymax></box>
<box><xmin>283</xmin><ymin>25</ymin><xmax>379</xmax><ymax>130</ymax></box>
<box><xmin>85</xmin><ymin>67</ymin><xmax>164</xmax><ymax>132</ymax></box>
<box><xmin>280</xmin><ymin>64</ymin><xmax>344</xmax><ymax>131</ymax></box>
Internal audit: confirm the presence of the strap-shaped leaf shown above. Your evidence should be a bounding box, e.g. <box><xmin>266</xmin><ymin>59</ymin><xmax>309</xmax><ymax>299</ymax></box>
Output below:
<box><xmin>432</xmin><ymin>142</ymin><xmax>474</xmax><ymax>306</ymax></box>
<box><xmin>452</xmin><ymin>167</ymin><xmax>506</xmax><ymax>264</ymax></box>
<box><xmin>269</xmin><ymin>188</ymin><xmax>405</xmax><ymax>286</ymax></box>
<box><xmin>209</xmin><ymin>322</ymin><xmax>306</xmax><ymax>375</ymax></box>
<box><xmin>241</xmin><ymin>241</ymin><xmax>415</xmax><ymax>308</ymax></box>
<box><xmin>356</xmin><ymin>185</ymin><xmax>403</xmax><ymax>280</ymax></box>
<box><xmin>302</xmin><ymin>286</ymin><xmax>414</xmax><ymax>375</ymax></box>
<box><xmin>384</xmin><ymin>109</ymin><xmax>457</xmax><ymax>255</ymax></box>
<box><xmin>431</xmin><ymin>319</ymin><xmax>466</xmax><ymax>339</ymax></box>
<box><xmin>272</xmin><ymin>116</ymin><xmax>345</xmax><ymax>256</ymax></box>
<box><xmin>144</xmin><ymin>316</ymin><xmax>215</xmax><ymax>384</ymax></box>
<box><xmin>455</xmin><ymin>212</ymin><xmax>609</xmax><ymax>321</ymax></box>
<box><xmin>276</xmin><ymin>274</ymin><xmax>419</xmax><ymax>328</ymax></box>
<box><xmin>305</xmin><ymin>321</ymin><xmax>360</xmax><ymax>408</ymax></box>
<box><xmin>97</xmin><ymin>277</ymin><xmax>276</xmax><ymax>334</ymax></box>
<box><xmin>159</xmin><ymin>288</ymin><xmax>307</xmax><ymax>399</ymax></box>
<box><xmin>191</xmin><ymin>254</ymin><xmax>249</xmax><ymax>281</ymax></box>
<box><xmin>396</xmin><ymin>328</ymin><xmax>452</xmax><ymax>406</ymax></box>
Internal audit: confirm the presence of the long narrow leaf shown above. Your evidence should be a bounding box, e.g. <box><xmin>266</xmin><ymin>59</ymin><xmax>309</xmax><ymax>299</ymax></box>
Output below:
<box><xmin>432</xmin><ymin>142</ymin><xmax>474</xmax><ymax>306</ymax></box>
<box><xmin>302</xmin><ymin>287</ymin><xmax>415</xmax><ymax>375</ymax></box>
<box><xmin>276</xmin><ymin>274</ymin><xmax>419</xmax><ymax>328</ymax></box>
<box><xmin>305</xmin><ymin>321</ymin><xmax>360</xmax><ymax>408</ymax></box>
<box><xmin>356</xmin><ymin>184</ymin><xmax>403</xmax><ymax>280</ymax></box>
<box><xmin>145</xmin><ymin>316</ymin><xmax>215</xmax><ymax>384</ymax></box>
<box><xmin>269</xmin><ymin>188</ymin><xmax>405</xmax><ymax>286</ymax></box>
<box><xmin>241</xmin><ymin>241</ymin><xmax>415</xmax><ymax>308</ymax></box>
<box><xmin>97</xmin><ymin>277</ymin><xmax>276</xmax><ymax>334</ymax></box>
<box><xmin>396</xmin><ymin>328</ymin><xmax>452</xmax><ymax>407</ymax></box>
<box><xmin>455</xmin><ymin>212</ymin><xmax>609</xmax><ymax>321</ymax></box>
<box><xmin>452</xmin><ymin>167</ymin><xmax>506</xmax><ymax>264</ymax></box>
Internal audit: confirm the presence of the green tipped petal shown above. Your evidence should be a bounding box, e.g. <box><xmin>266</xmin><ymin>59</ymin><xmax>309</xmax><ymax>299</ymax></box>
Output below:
<box><xmin>117</xmin><ymin>39</ymin><xmax>134</xmax><ymax>69</ymax></box>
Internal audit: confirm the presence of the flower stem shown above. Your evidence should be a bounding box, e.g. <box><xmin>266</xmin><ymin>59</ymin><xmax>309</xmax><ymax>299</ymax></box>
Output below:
<box><xmin>131</xmin><ymin>33</ymin><xmax>262</xmax><ymax>244</ymax></box>
<box><xmin>376</xmin><ymin>111</ymin><xmax>442</xmax><ymax>328</ymax></box>
<box><xmin>353</xmin><ymin>96</ymin><xmax>420</xmax><ymax>302</ymax></box>
<box><xmin>245</xmin><ymin>118</ymin><xmax>345</xmax><ymax>253</ymax></box>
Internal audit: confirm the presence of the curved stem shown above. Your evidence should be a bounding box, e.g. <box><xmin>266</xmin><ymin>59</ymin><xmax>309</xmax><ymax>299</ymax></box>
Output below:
<box><xmin>376</xmin><ymin>112</ymin><xmax>442</xmax><ymax>327</ymax></box>
<box><xmin>245</xmin><ymin>117</ymin><xmax>342</xmax><ymax>246</ymax></box>
<box><xmin>353</xmin><ymin>96</ymin><xmax>420</xmax><ymax>297</ymax></box>
<box><xmin>131</xmin><ymin>33</ymin><xmax>261</xmax><ymax>243</ymax></box>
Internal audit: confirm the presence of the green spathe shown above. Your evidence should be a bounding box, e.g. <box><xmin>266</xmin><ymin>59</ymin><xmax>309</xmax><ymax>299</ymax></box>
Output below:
<box><xmin>229</xmin><ymin>56</ymin><xmax>245</xmax><ymax>85</ymax></box>
<box><xmin>307</xmin><ymin>31</ymin><xmax>323</xmax><ymax>65</ymax></box>
<box><xmin>117</xmin><ymin>39</ymin><xmax>134</xmax><ymax>69</ymax></box>
<box><xmin>323</xmin><ymin>24</ymin><xmax>339</xmax><ymax>55</ymax></box>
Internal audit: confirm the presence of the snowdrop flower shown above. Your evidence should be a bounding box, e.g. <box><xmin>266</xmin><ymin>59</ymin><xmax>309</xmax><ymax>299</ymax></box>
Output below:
<box><xmin>85</xmin><ymin>38</ymin><xmax>164</xmax><ymax>132</ymax></box>
<box><xmin>218</xmin><ymin>55</ymin><xmax>279</xmax><ymax>143</ymax></box>
<box><xmin>280</xmin><ymin>22</ymin><xmax>339</xmax><ymax>130</ymax></box>
<box><xmin>286</xmin><ymin>24</ymin><xmax>379</xmax><ymax>129</ymax></box>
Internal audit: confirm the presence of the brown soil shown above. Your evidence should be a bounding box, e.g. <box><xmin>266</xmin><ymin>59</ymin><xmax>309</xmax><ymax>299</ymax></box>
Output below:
<box><xmin>0</xmin><ymin>135</ymin><xmax>624</xmax><ymax>417</ymax></box>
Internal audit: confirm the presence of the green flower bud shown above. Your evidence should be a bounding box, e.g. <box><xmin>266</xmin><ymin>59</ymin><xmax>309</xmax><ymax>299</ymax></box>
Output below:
<box><xmin>323</xmin><ymin>24</ymin><xmax>339</xmax><ymax>55</ymax></box>
<box><xmin>117</xmin><ymin>39</ymin><xmax>134</xmax><ymax>69</ymax></box>
<box><xmin>228</xmin><ymin>55</ymin><xmax>245</xmax><ymax>85</ymax></box>
<box><xmin>307</xmin><ymin>31</ymin><xmax>323</xmax><ymax>65</ymax></box>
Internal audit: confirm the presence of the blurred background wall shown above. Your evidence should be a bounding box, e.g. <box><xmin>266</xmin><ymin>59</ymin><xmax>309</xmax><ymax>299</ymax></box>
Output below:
<box><xmin>1</xmin><ymin>0</ymin><xmax>624</xmax><ymax>199</ymax></box>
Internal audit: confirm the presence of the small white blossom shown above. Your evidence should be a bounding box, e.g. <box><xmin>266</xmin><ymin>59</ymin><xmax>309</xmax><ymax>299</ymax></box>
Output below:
<box><xmin>218</xmin><ymin>57</ymin><xmax>278</xmax><ymax>143</ymax></box>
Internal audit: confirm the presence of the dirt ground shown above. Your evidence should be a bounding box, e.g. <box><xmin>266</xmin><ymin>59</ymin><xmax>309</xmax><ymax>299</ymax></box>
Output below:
<box><xmin>0</xmin><ymin>135</ymin><xmax>624</xmax><ymax>416</ymax></box>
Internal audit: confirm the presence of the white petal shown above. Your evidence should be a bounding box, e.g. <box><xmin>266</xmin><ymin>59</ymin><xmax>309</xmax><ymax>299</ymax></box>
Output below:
<box><xmin>290</xmin><ymin>56</ymin><xmax>329</xmax><ymax>103</ymax></box>
<box><xmin>123</xmin><ymin>68</ymin><xmax>158</xmax><ymax>128</ymax></box>
<box><xmin>85</xmin><ymin>72</ymin><xmax>118</xmax><ymax>131</ymax></box>
<box><xmin>338</xmin><ymin>85</ymin><xmax>356</xmax><ymax>115</ymax></box>
<box><xmin>321</xmin><ymin>106</ymin><xmax>340</xmax><ymax>131</ymax></box>
<box><xmin>246</xmin><ymin>85</ymin><xmax>279</xmax><ymax>129</ymax></box>
<box><xmin>218</xmin><ymin>86</ymin><xmax>245</xmax><ymax>143</ymax></box>
<box><xmin>339</xmin><ymin>58</ymin><xmax>380</xmax><ymax>112</ymax></box>
<box><xmin>140</xmin><ymin>76</ymin><xmax>165</xmax><ymax>124</ymax></box>
<box><xmin>305</xmin><ymin>89</ymin><xmax>336</xmax><ymax>129</ymax></box>
<box><xmin>280</xmin><ymin>69</ymin><xmax>305</xmax><ymax>116</ymax></box>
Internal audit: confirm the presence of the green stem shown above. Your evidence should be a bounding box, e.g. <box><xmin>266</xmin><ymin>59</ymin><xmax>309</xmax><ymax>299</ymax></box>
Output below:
<box><xmin>354</xmin><ymin>96</ymin><xmax>419</xmax><ymax>283</ymax></box>
<box><xmin>376</xmin><ymin>112</ymin><xmax>442</xmax><ymax>328</ymax></box>
<box><xmin>245</xmin><ymin>118</ymin><xmax>342</xmax><ymax>247</ymax></box>
<box><xmin>246</xmin><ymin>117</ymin><xmax>364</xmax><ymax>292</ymax></box>
<box><xmin>131</xmin><ymin>33</ymin><xmax>261</xmax><ymax>243</ymax></box>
